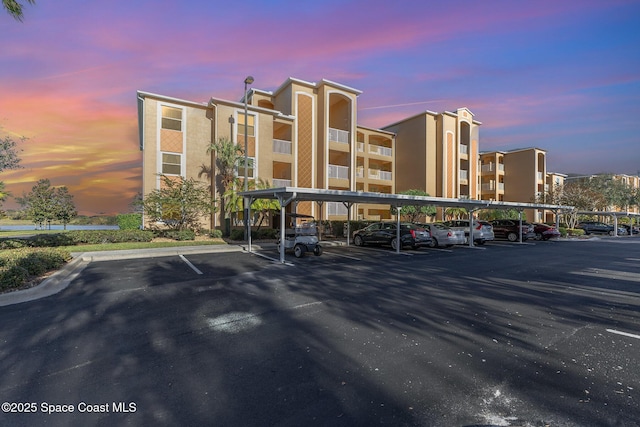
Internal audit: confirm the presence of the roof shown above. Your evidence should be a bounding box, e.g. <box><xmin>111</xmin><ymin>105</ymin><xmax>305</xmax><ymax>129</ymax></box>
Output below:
<box><xmin>239</xmin><ymin>187</ymin><xmax>573</xmax><ymax>211</ymax></box>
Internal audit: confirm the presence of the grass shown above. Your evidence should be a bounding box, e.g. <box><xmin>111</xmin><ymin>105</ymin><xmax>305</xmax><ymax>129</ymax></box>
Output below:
<box><xmin>64</xmin><ymin>239</ymin><xmax>227</xmax><ymax>253</ymax></box>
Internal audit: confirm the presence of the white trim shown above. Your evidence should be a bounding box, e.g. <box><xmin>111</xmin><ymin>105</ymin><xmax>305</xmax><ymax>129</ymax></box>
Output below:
<box><xmin>234</xmin><ymin>110</ymin><xmax>258</xmax><ymax>180</ymax></box>
<box><xmin>156</xmin><ymin>102</ymin><xmax>186</xmax><ymax>188</ymax></box>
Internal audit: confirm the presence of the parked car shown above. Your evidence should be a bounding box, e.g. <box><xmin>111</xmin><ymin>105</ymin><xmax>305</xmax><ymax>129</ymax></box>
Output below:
<box><xmin>490</xmin><ymin>219</ymin><xmax>535</xmax><ymax>242</ymax></box>
<box><xmin>531</xmin><ymin>223</ymin><xmax>561</xmax><ymax>240</ymax></box>
<box><xmin>352</xmin><ymin>222</ymin><xmax>432</xmax><ymax>250</ymax></box>
<box><xmin>576</xmin><ymin>221</ymin><xmax>617</xmax><ymax>236</ymax></box>
<box><xmin>620</xmin><ymin>224</ymin><xmax>639</xmax><ymax>235</ymax></box>
<box><xmin>441</xmin><ymin>220</ymin><xmax>494</xmax><ymax>245</ymax></box>
<box><xmin>420</xmin><ymin>223</ymin><xmax>466</xmax><ymax>248</ymax></box>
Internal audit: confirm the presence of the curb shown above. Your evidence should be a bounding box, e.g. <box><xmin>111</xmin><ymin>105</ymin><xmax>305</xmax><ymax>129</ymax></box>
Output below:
<box><xmin>0</xmin><ymin>256</ymin><xmax>88</xmax><ymax>307</ymax></box>
<box><xmin>0</xmin><ymin>240</ymin><xmax>347</xmax><ymax>306</ymax></box>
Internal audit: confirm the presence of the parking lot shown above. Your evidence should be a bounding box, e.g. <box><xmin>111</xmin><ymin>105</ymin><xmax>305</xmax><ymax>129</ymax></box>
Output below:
<box><xmin>1</xmin><ymin>236</ymin><xmax>639</xmax><ymax>426</ymax></box>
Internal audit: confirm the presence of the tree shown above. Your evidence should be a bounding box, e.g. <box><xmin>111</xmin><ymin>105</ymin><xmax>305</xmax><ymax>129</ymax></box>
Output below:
<box><xmin>0</xmin><ymin>133</ymin><xmax>24</xmax><ymax>208</ymax></box>
<box><xmin>390</xmin><ymin>189</ymin><xmax>437</xmax><ymax>223</ymax></box>
<box><xmin>141</xmin><ymin>175</ymin><xmax>216</xmax><ymax>231</ymax></box>
<box><xmin>3</xmin><ymin>0</ymin><xmax>34</xmax><ymax>21</ymax></box>
<box><xmin>0</xmin><ymin>134</ymin><xmax>23</xmax><ymax>172</ymax></box>
<box><xmin>444</xmin><ymin>207</ymin><xmax>468</xmax><ymax>221</ymax></box>
<box><xmin>222</xmin><ymin>177</ymin><xmax>279</xmax><ymax>230</ymax></box>
<box><xmin>199</xmin><ymin>137</ymin><xmax>244</xmax><ymax>233</ymax></box>
<box><xmin>53</xmin><ymin>186</ymin><xmax>77</xmax><ymax>229</ymax></box>
<box><xmin>19</xmin><ymin>179</ymin><xmax>56</xmax><ymax>229</ymax></box>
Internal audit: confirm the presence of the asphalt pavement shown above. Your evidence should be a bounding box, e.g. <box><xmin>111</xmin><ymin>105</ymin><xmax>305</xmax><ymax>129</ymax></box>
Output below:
<box><xmin>0</xmin><ymin>236</ymin><xmax>639</xmax><ymax>426</ymax></box>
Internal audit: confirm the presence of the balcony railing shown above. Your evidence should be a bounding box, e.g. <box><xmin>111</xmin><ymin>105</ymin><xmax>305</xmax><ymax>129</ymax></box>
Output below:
<box><xmin>357</xmin><ymin>142</ymin><xmax>364</xmax><ymax>152</ymax></box>
<box><xmin>327</xmin><ymin>202</ymin><xmax>348</xmax><ymax>216</ymax></box>
<box><xmin>273</xmin><ymin>179</ymin><xmax>291</xmax><ymax>187</ymax></box>
<box><xmin>369</xmin><ymin>170</ymin><xmax>392</xmax><ymax>181</ymax></box>
<box><xmin>329</xmin><ymin>128</ymin><xmax>349</xmax><ymax>144</ymax></box>
<box><xmin>356</xmin><ymin>167</ymin><xmax>364</xmax><ymax>178</ymax></box>
<box><xmin>273</xmin><ymin>139</ymin><xmax>292</xmax><ymax>154</ymax></box>
<box><xmin>328</xmin><ymin>164</ymin><xmax>349</xmax><ymax>180</ymax></box>
<box><xmin>498</xmin><ymin>182</ymin><xmax>505</xmax><ymax>191</ymax></box>
<box><xmin>369</xmin><ymin>145</ymin><xmax>392</xmax><ymax>157</ymax></box>
<box><xmin>460</xmin><ymin>144</ymin><xmax>469</xmax><ymax>155</ymax></box>
<box><xmin>481</xmin><ymin>163</ymin><xmax>495</xmax><ymax>173</ymax></box>
<box><xmin>537</xmin><ymin>171</ymin><xmax>544</xmax><ymax>181</ymax></box>
<box><xmin>482</xmin><ymin>182</ymin><xmax>495</xmax><ymax>191</ymax></box>
<box><xmin>460</xmin><ymin>170</ymin><xmax>469</xmax><ymax>181</ymax></box>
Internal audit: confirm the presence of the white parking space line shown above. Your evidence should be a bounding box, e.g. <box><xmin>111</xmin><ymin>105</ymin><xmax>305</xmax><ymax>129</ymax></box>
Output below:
<box><xmin>606</xmin><ymin>329</ymin><xmax>640</xmax><ymax>340</ymax></box>
<box><xmin>179</xmin><ymin>254</ymin><xmax>203</xmax><ymax>274</ymax></box>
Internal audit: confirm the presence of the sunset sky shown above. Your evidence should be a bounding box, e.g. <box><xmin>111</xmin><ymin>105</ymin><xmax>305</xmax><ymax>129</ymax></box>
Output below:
<box><xmin>2</xmin><ymin>0</ymin><xmax>639</xmax><ymax>215</ymax></box>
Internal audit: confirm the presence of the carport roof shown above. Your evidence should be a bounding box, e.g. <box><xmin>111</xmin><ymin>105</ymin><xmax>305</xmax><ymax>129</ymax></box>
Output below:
<box><xmin>239</xmin><ymin>187</ymin><xmax>573</xmax><ymax>211</ymax></box>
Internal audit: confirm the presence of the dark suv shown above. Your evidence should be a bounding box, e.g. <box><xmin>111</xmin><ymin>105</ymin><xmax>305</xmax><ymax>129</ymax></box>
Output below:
<box><xmin>490</xmin><ymin>219</ymin><xmax>535</xmax><ymax>241</ymax></box>
<box><xmin>576</xmin><ymin>221</ymin><xmax>615</xmax><ymax>236</ymax></box>
<box><xmin>352</xmin><ymin>222</ymin><xmax>432</xmax><ymax>250</ymax></box>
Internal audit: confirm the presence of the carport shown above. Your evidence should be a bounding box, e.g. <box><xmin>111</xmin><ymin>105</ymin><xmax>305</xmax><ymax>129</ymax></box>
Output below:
<box><xmin>239</xmin><ymin>187</ymin><xmax>574</xmax><ymax>263</ymax></box>
<box><xmin>576</xmin><ymin>211</ymin><xmax>640</xmax><ymax>237</ymax></box>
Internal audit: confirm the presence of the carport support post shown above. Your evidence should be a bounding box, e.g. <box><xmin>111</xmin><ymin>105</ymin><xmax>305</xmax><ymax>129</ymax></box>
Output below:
<box><xmin>343</xmin><ymin>201</ymin><xmax>353</xmax><ymax>246</ymax></box>
<box><xmin>245</xmin><ymin>196</ymin><xmax>253</xmax><ymax>252</ymax></box>
<box><xmin>316</xmin><ymin>201</ymin><xmax>323</xmax><ymax>241</ymax></box>
<box><xmin>518</xmin><ymin>210</ymin><xmax>523</xmax><ymax>243</ymax></box>
<box><xmin>614</xmin><ymin>215</ymin><xmax>618</xmax><ymax>237</ymax></box>
<box><xmin>468</xmin><ymin>210</ymin><xmax>474</xmax><ymax>248</ymax></box>
<box><xmin>396</xmin><ymin>206</ymin><xmax>401</xmax><ymax>254</ymax></box>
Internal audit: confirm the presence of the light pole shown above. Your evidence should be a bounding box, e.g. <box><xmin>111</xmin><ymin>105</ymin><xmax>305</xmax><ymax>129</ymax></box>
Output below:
<box><xmin>243</xmin><ymin>76</ymin><xmax>254</xmax><ymax>241</ymax></box>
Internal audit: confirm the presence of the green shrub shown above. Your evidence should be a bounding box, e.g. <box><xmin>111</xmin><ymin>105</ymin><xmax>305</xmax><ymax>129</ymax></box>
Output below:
<box><xmin>208</xmin><ymin>229</ymin><xmax>223</xmax><ymax>238</ymax></box>
<box><xmin>65</xmin><ymin>230</ymin><xmax>154</xmax><ymax>244</ymax></box>
<box><xmin>164</xmin><ymin>230</ymin><xmax>196</xmax><ymax>241</ymax></box>
<box><xmin>256</xmin><ymin>228</ymin><xmax>277</xmax><ymax>239</ymax></box>
<box><xmin>116</xmin><ymin>213</ymin><xmax>142</xmax><ymax>230</ymax></box>
<box><xmin>229</xmin><ymin>229</ymin><xmax>244</xmax><ymax>240</ymax></box>
<box><xmin>0</xmin><ymin>248</ymin><xmax>71</xmax><ymax>291</ymax></box>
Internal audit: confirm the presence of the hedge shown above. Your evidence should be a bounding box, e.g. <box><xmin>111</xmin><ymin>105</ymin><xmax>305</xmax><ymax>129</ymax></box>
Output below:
<box><xmin>0</xmin><ymin>247</ymin><xmax>72</xmax><ymax>291</ymax></box>
<box><xmin>0</xmin><ymin>230</ymin><xmax>155</xmax><ymax>250</ymax></box>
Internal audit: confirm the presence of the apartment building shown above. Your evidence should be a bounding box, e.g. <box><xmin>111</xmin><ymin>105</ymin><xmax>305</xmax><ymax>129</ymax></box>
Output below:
<box><xmin>479</xmin><ymin>148</ymin><xmax>547</xmax><ymax>222</ymax></box>
<box><xmin>383</xmin><ymin>108</ymin><xmax>480</xmax><ymax>201</ymax></box>
<box><xmin>139</xmin><ymin>77</ymin><xmax>411</xmax><ymax>229</ymax></box>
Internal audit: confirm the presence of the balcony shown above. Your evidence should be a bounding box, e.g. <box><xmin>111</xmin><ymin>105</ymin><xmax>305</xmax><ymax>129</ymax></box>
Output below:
<box><xmin>329</xmin><ymin>128</ymin><xmax>349</xmax><ymax>144</ymax></box>
<box><xmin>369</xmin><ymin>170</ymin><xmax>392</xmax><ymax>181</ymax></box>
<box><xmin>356</xmin><ymin>166</ymin><xmax>364</xmax><ymax>178</ymax></box>
<box><xmin>460</xmin><ymin>170</ymin><xmax>469</xmax><ymax>181</ymax></box>
<box><xmin>481</xmin><ymin>163</ymin><xmax>495</xmax><ymax>173</ymax></box>
<box><xmin>273</xmin><ymin>179</ymin><xmax>291</xmax><ymax>187</ymax></box>
<box><xmin>482</xmin><ymin>182</ymin><xmax>495</xmax><ymax>191</ymax></box>
<box><xmin>537</xmin><ymin>171</ymin><xmax>544</xmax><ymax>182</ymax></box>
<box><xmin>369</xmin><ymin>145</ymin><xmax>392</xmax><ymax>157</ymax></box>
<box><xmin>460</xmin><ymin>144</ymin><xmax>469</xmax><ymax>155</ymax></box>
<box><xmin>357</xmin><ymin>142</ymin><xmax>364</xmax><ymax>152</ymax></box>
<box><xmin>273</xmin><ymin>139</ymin><xmax>292</xmax><ymax>154</ymax></box>
<box><xmin>328</xmin><ymin>164</ymin><xmax>349</xmax><ymax>180</ymax></box>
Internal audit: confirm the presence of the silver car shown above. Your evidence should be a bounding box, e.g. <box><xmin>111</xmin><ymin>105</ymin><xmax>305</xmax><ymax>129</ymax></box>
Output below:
<box><xmin>442</xmin><ymin>220</ymin><xmax>495</xmax><ymax>245</ymax></box>
<box><xmin>421</xmin><ymin>223</ymin><xmax>466</xmax><ymax>248</ymax></box>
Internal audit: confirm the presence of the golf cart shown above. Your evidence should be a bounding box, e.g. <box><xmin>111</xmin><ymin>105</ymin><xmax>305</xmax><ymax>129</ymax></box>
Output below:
<box><xmin>277</xmin><ymin>213</ymin><xmax>323</xmax><ymax>258</ymax></box>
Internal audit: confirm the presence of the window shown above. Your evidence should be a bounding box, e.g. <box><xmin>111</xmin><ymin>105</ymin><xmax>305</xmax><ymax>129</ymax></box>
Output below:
<box><xmin>237</xmin><ymin>114</ymin><xmax>255</xmax><ymax>136</ymax></box>
<box><xmin>161</xmin><ymin>106</ymin><xmax>182</xmax><ymax>131</ymax></box>
<box><xmin>162</xmin><ymin>153</ymin><xmax>181</xmax><ymax>175</ymax></box>
<box><xmin>236</xmin><ymin>157</ymin><xmax>255</xmax><ymax>179</ymax></box>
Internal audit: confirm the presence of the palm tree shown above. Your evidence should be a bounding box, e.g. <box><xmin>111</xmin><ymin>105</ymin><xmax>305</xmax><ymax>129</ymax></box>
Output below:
<box><xmin>223</xmin><ymin>178</ymin><xmax>280</xmax><ymax>232</ymax></box>
<box><xmin>3</xmin><ymin>0</ymin><xmax>35</xmax><ymax>21</ymax></box>
<box><xmin>200</xmin><ymin>137</ymin><xmax>244</xmax><ymax>234</ymax></box>
<box><xmin>445</xmin><ymin>207</ymin><xmax>468</xmax><ymax>220</ymax></box>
